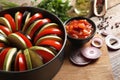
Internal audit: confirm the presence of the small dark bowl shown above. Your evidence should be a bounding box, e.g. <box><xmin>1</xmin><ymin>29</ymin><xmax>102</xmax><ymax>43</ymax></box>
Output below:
<box><xmin>64</xmin><ymin>17</ymin><xmax>96</xmax><ymax>45</ymax></box>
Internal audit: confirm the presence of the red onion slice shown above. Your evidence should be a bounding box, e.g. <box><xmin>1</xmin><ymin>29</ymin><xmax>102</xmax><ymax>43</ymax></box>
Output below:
<box><xmin>69</xmin><ymin>49</ymin><xmax>92</xmax><ymax>66</ymax></box>
<box><xmin>81</xmin><ymin>47</ymin><xmax>102</xmax><ymax>59</ymax></box>
<box><xmin>105</xmin><ymin>35</ymin><xmax>120</xmax><ymax>50</ymax></box>
<box><xmin>91</xmin><ymin>37</ymin><xmax>103</xmax><ymax>48</ymax></box>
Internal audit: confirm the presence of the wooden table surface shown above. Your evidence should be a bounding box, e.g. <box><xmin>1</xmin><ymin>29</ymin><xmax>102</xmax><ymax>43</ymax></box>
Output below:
<box><xmin>91</xmin><ymin>1</ymin><xmax>120</xmax><ymax>80</ymax></box>
<box><xmin>1</xmin><ymin>0</ymin><xmax>120</xmax><ymax>80</ymax></box>
<box><xmin>53</xmin><ymin>34</ymin><xmax>114</xmax><ymax>80</ymax></box>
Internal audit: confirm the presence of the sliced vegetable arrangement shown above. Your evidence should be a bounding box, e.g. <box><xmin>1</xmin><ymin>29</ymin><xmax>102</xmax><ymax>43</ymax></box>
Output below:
<box><xmin>0</xmin><ymin>11</ymin><xmax>64</xmax><ymax>71</ymax></box>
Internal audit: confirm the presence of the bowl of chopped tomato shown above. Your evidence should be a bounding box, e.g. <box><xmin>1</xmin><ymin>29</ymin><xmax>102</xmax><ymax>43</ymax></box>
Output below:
<box><xmin>65</xmin><ymin>17</ymin><xmax>96</xmax><ymax>45</ymax></box>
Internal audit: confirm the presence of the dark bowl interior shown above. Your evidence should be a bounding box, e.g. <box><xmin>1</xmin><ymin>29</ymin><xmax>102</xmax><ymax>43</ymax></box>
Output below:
<box><xmin>0</xmin><ymin>7</ymin><xmax>67</xmax><ymax>80</ymax></box>
<box><xmin>64</xmin><ymin>17</ymin><xmax>96</xmax><ymax>45</ymax></box>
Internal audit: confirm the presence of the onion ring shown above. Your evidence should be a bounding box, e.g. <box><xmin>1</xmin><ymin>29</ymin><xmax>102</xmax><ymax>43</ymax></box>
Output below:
<box><xmin>91</xmin><ymin>37</ymin><xmax>103</xmax><ymax>48</ymax></box>
<box><xmin>69</xmin><ymin>49</ymin><xmax>92</xmax><ymax>66</ymax></box>
<box><xmin>81</xmin><ymin>47</ymin><xmax>102</xmax><ymax>59</ymax></box>
<box><xmin>105</xmin><ymin>35</ymin><xmax>120</xmax><ymax>50</ymax></box>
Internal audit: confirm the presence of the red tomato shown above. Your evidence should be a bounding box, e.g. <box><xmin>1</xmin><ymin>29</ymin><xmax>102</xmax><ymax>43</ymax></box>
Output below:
<box><xmin>36</xmin><ymin>50</ymin><xmax>54</xmax><ymax>63</ymax></box>
<box><xmin>37</xmin><ymin>39</ymin><xmax>62</xmax><ymax>51</ymax></box>
<box><xmin>15</xmin><ymin>32</ymin><xmax>32</xmax><ymax>48</ymax></box>
<box><xmin>18</xmin><ymin>53</ymin><xmax>27</xmax><ymax>71</ymax></box>
<box><xmin>66</xmin><ymin>19</ymin><xmax>92</xmax><ymax>39</ymax></box>
<box><xmin>0</xmin><ymin>48</ymin><xmax>10</xmax><ymax>70</ymax></box>
<box><xmin>28</xmin><ymin>13</ymin><xmax>43</xmax><ymax>25</ymax></box>
<box><xmin>4</xmin><ymin>14</ymin><xmax>16</xmax><ymax>32</ymax></box>
<box><xmin>0</xmin><ymin>25</ymin><xmax>11</xmax><ymax>35</ymax></box>
<box><xmin>15</xmin><ymin>12</ymin><xmax>23</xmax><ymax>31</ymax></box>
<box><xmin>22</xmin><ymin>13</ymin><xmax>43</xmax><ymax>31</ymax></box>
<box><xmin>28</xmin><ymin>18</ymin><xmax>51</xmax><ymax>38</ymax></box>
<box><xmin>34</xmin><ymin>27</ymin><xmax>62</xmax><ymax>43</ymax></box>
<box><xmin>15</xmin><ymin>51</ymin><xmax>27</xmax><ymax>71</ymax></box>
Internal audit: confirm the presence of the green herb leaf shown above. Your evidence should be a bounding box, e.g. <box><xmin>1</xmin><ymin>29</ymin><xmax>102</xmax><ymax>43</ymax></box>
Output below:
<box><xmin>37</xmin><ymin>0</ymin><xmax>71</xmax><ymax>22</ymax></box>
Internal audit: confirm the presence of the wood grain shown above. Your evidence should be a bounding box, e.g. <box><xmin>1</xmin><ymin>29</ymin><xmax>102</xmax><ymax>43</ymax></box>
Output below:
<box><xmin>53</xmin><ymin>34</ymin><xmax>114</xmax><ymax>80</ymax></box>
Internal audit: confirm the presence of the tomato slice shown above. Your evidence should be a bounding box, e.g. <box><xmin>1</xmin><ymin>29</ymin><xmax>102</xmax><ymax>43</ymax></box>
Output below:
<box><xmin>0</xmin><ymin>25</ymin><xmax>11</xmax><ymax>35</ymax></box>
<box><xmin>0</xmin><ymin>48</ymin><xmax>10</xmax><ymax>70</ymax></box>
<box><xmin>37</xmin><ymin>39</ymin><xmax>62</xmax><ymax>51</ymax></box>
<box><xmin>15</xmin><ymin>12</ymin><xmax>23</xmax><ymax>31</ymax></box>
<box><xmin>36</xmin><ymin>50</ymin><xmax>54</xmax><ymax>63</ymax></box>
<box><xmin>40</xmin><ymin>23</ymin><xmax>59</xmax><ymax>32</ymax></box>
<box><xmin>22</xmin><ymin>13</ymin><xmax>43</xmax><ymax>32</ymax></box>
<box><xmin>4</xmin><ymin>14</ymin><xmax>16</xmax><ymax>32</ymax></box>
<box><xmin>34</xmin><ymin>27</ymin><xmax>62</xmax><ymax>43</ymax></box>
<box><xmin>3</xmin><ymin>48</ymin><xmax>17</xmax><ymax>71</ymax></box>
<box><xmin>28</xmin><ymin>13</ymin><xmax>43</xmax><ymax>25</ymax></box>
<box><xmin>15</xmin><ymin>32</ymin><xmax>32</xmax><ymax>48</ymax></box>
<box><xmin>0</xmin><ymin>17</ymin><xmax>12</xmax><ymax>31</ymax></box>
<box><xmin>35</xmin><ymin>35</ymin><xmax>63</xmax><ymax>46</ymax></box>
<box><xmin>15</xmin><ymin>50</ymin><xmax>27</xmax><ymax>71</ymax></box>
<box><xmin>30</xmin><ymin>46</ymin><xmax>55</xmax><ymax>63</ymax></box>
<box><xmin>26</xmin><ymin>18</ymin><xmax>51</xmax><ymax>38</ymax></box>
<box><xmin>18</xmin><ymin>53</ymin><xmax>27</xmax><ymax>71</ymax></box>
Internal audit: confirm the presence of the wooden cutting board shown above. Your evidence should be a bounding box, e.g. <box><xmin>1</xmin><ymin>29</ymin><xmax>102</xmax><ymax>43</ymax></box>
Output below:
<box><xmin>53</xmin><ymin>34</ymin><xmax>114</xmax><ymax>80</ymax></box>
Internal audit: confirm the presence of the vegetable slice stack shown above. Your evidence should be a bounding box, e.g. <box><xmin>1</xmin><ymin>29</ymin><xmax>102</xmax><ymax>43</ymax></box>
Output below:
<box><xmin>0</xmin><ymin>10</ymin><xmax>64</xmax><ymax>71</ymax></box>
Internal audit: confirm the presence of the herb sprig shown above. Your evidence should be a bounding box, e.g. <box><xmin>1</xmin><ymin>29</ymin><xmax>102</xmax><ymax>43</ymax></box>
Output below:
<box><xmin>37</xmin><ymin>0</ymin><xmax>71</xmax><ymax>22</ymax></box>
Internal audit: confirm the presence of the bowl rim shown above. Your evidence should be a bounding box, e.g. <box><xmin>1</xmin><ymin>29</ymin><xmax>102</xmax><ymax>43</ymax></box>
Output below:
<box><xmin>64</xmin><ymin>16</ymin><xmax>96</xmax><ymax>40</ymax></box>
<box><xmin>0</xmin><ymin>6</ymin><xmax>67</xmax><ymax>73</ymax></box>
